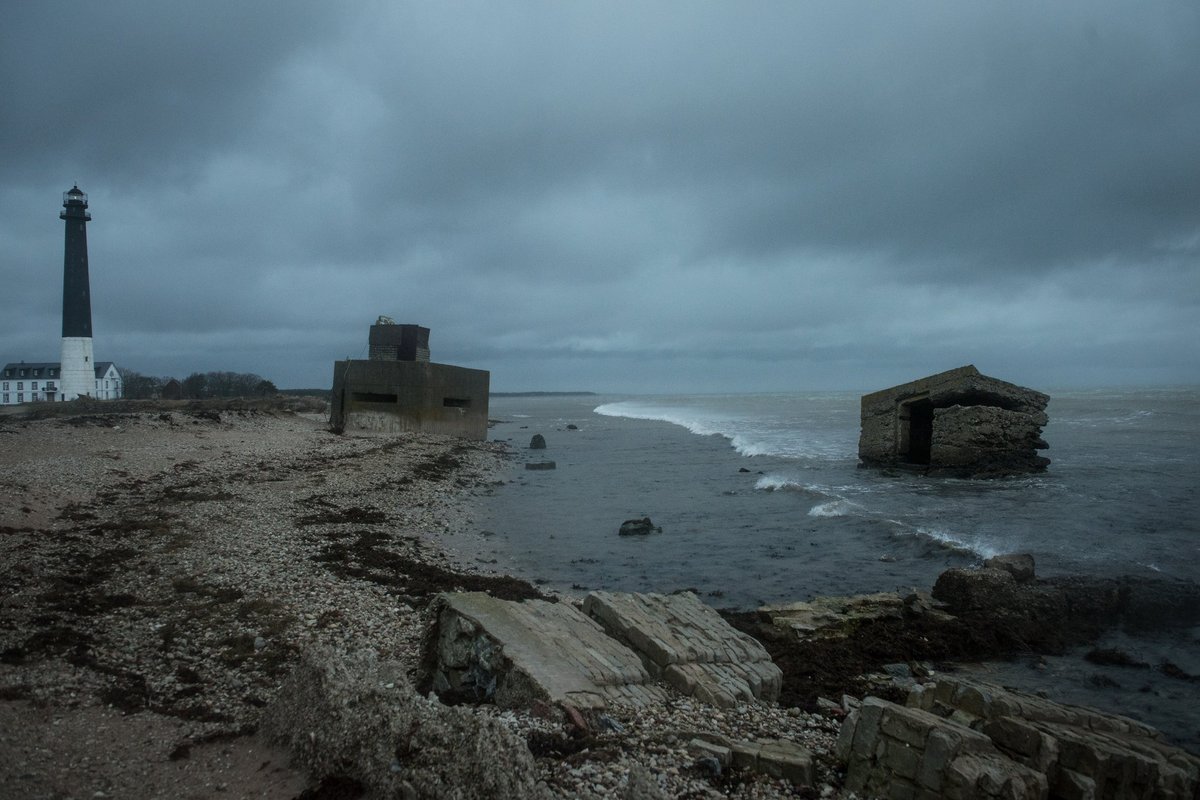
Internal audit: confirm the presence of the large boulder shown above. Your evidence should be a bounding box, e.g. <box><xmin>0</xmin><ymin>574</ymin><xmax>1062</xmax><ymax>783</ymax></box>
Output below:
<box><xmin>425</xmin><ymin>591</ymin><xmax>781</xmax><ymax>712</ymax></box>
<box><xmin>584</xmin><ymin>591</ymin><xmax>782</xmax><ymax>707</ymax></box>
<box><xmin>426</xmin><ymin>592</ymin><xmax>667</xmax><ymax>710</ymax></box>
<box><xmin>529</xmin><ymin>433</ymin><xmax>547</xmax><ymax>449</ymax></box>
<box><xmin>983</xmin><ymin>553</ymin><xmax>1036</xmax><ymax>583</ymax></box>
<box><xmin>933</xmin><ymin>567</ymin><xmax>1200</xmax><ymax>649</ymax></box>
<box><xmin>932</xmin><ymin>567</ymin><xmax>1074</xmax><ymax>651</ymax></box>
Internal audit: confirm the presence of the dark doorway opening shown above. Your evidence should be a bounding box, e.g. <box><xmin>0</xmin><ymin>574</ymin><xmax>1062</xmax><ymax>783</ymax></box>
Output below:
<box><xmin>901</xmin><ymin>398</ymin><xmax>934</xmax><ymax>464</ymax></box>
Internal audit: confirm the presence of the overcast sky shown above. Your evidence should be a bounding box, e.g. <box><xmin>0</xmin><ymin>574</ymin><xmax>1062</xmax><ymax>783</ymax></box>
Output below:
<box><xmin>2</xmin><ymin>2</ymin><xmax>1197</xmax><ymax>392</ymax></box>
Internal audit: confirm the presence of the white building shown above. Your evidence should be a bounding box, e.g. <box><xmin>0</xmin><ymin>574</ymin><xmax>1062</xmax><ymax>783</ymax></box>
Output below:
<box><xmin>0</xmin><ymin>361</ymin><xmax>122</xmax><ymax>406</ymax></box>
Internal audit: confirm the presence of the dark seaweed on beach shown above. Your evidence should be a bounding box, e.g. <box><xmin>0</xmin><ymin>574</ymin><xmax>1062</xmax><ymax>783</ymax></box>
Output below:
<box><xmin>311</xmin><ymin>529</ymin><xmax>550</xmax><ymax>605</ymax></box>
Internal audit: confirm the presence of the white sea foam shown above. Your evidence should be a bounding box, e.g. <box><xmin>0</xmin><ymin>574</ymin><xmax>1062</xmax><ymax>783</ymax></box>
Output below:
<box><xmin>904</xmin><ymin>526</ymin><xmax>998</xmax><ymax>559</ymax></box>
<box><xmin>594</xmin><ymin>400</ymin><xmax>851</xmax><ymax>461</ymax></box>
<box><xmin>808</xmin><ymin>500</ymin><xmax>858</xmax><ymax>518</ymax></box>
<box><xmin>594</xmin><ymin>402</ymin><xmax>730</xmax><ymax>438</ymax></box>
<box><xmin>754</xmin><ymin>475</ymin><xmax>832</xmax><ymax>495</ymax></box>
<box><xmin>729</xmin><ymin>434</ymin><xmax>775</xmax><ymax>457</ymax></box>
<box><xmin>755</xmin><ymin>474</ymin><xmax>799</xmax><ymax>491</ymax></box>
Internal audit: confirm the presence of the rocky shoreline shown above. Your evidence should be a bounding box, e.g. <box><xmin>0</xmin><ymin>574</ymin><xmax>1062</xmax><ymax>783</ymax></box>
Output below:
<box><xmin>0</xmin><ymin>402</ymin><xmax>845</xmax><ymax>798</ymax></box>
<box><xmin>1</xmin><ymin>400</ymin><xmax>1196</xmax><ymax>799</ymax></box>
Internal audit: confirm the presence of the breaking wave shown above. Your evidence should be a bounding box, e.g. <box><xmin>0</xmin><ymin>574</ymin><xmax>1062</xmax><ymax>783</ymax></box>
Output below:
<box><xmin>594</xmin><ymin>400</ymin><xmax>850</xmax><ymax>461</ymax></box>
<box><xmin>594</xmin><ymin>401</ymin><xmax>733</xmax><ymax>438</ymax></box>
<box><xmin>897</xmin><ymin>526</ymin><xmax>997</xmax><ymax>560</ymax></box>
<box><xmin>753</xmin><ymin>475</ymin><xmax>864</xmax><ymax>518</ymax></box>
<box><xmin>755</xmin><ymin>474</ymin><xmax>817</xmax><ymax>492</ymax></box>
<box><xmin>808</xmin><ymin>500</ymin><xmax>858</xmax><ymax>518</ymax></box>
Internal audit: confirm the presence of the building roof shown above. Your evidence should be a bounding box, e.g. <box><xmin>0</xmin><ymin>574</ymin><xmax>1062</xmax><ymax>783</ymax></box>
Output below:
<box><xmin>3</xmin><ymin>361</ymin><xmax>58</xmax><ymax>372</ymax></box>
<box><xmin>3</xmin><ymin>361</ymin><xmax>119</xmax><ymax>379</ymax></box>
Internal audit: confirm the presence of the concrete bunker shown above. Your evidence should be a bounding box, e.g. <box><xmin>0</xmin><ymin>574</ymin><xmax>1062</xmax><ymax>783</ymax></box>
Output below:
<box><xmin>859</xmin><ymin>365</ymin><xmax>1049</xmax><ymax>476</ymax></box>
<box><xmin>330</xmin><ymin>318</ymin><xmax>490</xmax><ymax>440</ymax></box>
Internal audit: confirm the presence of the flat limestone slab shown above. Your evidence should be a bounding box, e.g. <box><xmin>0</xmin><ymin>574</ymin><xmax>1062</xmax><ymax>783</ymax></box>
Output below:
<box><xmin>583</xmin><ymin>591</ymin><xmax>782</xmax><ymax>707</ymax></box>
<box><xmin>759</xmin><ymin>590</ymin><xmax>956</xmax><ymax>645</ymax></box>
<box><xmin>431</xmin><ymin>592</ymin><xmax>667</xmax><ymax>710</ymax></box>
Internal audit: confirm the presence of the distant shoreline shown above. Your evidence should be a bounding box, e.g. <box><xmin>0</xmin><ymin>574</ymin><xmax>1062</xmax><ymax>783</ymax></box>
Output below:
<box><xmin>489</xmin><ymin>391</ymin><xmax>598</xmax><ymax>397</ymax></box>
<box><xmin>273</xmin><ymin>389</ymin><xmax>601</xmax><ymax>399</ymax></box>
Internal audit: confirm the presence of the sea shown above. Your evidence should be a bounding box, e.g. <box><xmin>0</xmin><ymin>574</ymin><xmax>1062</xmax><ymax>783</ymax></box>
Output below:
<box><xmin>467</xmin><ymin>387</ymin><xmax>1200</xmax><ymax>749</ymax></box>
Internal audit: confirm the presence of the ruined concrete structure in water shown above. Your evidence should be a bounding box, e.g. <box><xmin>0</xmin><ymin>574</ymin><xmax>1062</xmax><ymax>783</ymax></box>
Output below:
<box><xmin>329</xmin><ymin>319</ymin><xmax>489</xmax><ymax>440</ymax></box>
<box><xmin>858</xmin><ymin>365</ymin><xmax>1049</xmax><ymax>476</ymax></box>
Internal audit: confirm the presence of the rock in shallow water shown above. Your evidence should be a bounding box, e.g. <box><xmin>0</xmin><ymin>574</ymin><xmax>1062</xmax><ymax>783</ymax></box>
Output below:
<box><xmin>618</xmin><ymin>517</ymin><xmax>661</xmax><ymax>536</ymax></box>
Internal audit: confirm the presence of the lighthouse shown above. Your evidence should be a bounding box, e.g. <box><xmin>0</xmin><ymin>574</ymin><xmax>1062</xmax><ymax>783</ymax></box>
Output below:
<box><xmin>0</xmin><ymin>186</ymin><xmax>121</xmax><ymax>407</ymax></box>
<box><xmin>58</xmin><ymin>185</ymin><xmax>95</xmax><ymax>401</ymax></box>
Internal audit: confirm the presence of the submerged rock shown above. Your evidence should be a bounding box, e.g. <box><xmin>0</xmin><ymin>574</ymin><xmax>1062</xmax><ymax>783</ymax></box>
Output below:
<box><xmin>619</xmin><ymin>517</ymin><xmax>661</xmax><ymax>536</ymax></box>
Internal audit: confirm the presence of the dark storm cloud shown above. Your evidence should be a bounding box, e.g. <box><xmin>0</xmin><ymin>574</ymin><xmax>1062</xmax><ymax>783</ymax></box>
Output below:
<box><xmin>1</xmin><ymin>2</ymin><xmax>1197</xmax><ymax>391</ymax></box>
<box><xmin>0</xmin><ymin>2</ymin><xmax>346</xmax><ymax>184</ymax></box>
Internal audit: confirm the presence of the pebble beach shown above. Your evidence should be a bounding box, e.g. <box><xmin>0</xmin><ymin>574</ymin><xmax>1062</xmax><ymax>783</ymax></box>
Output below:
<box><xmin>0</xmin><ymin>401</ymin><xmax>845</xmax><ymax>799</ymax></box>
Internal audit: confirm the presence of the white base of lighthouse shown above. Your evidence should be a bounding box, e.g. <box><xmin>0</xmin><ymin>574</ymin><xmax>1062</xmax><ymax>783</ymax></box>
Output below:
<box><xmin>58</xmin><ymin>336</ymin><xmax>95</xmax><ymax>401</ymax></box>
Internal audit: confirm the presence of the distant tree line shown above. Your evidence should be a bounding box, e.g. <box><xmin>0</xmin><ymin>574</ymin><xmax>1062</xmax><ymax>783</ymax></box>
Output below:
<box><xmin>119</xmin><ymin>368</ymin><xmax>277</xmax><ymax>400</ymax></box>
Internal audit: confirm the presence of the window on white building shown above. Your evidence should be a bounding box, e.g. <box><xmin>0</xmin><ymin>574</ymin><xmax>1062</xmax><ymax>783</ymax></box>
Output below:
<box><xmin>32</xmin><ymin>381</ymin><xmax>38</xmax><ymax>390</ymax></box>
<box><xmin>2</xmin><ymin>394</ymin><xmax>8</xmax><ymax>403</ymax></box>
<box><xmin>16</xmin><ymin>382</ymin><xmax>23</xmax><ymax>390</ymax></box>
<box><xmin>17</xmin><ymin>393</ymin><xmax>23</xmax><ymax>402</ymax></box>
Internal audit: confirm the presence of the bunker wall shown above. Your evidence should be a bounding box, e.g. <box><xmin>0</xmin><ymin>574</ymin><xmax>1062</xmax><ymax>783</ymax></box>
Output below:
<box><xmin>330</xmin><ymin>359</ymin><xmax>489</xmax><ymax>440</ymax></box>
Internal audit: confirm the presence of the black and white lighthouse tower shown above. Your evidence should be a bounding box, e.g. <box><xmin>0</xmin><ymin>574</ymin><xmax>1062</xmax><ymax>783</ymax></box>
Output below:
<box><xmin>58</xmin><ymin>185</ymin><xmax>95</xmax><ymax>401</ymax></box>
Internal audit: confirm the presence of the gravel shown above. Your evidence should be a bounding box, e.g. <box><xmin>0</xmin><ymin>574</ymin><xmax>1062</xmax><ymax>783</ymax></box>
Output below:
<box><xmin>0</xmin><ymin>405</ymin><xmax>851</xmax><ymax>799</ymax></box>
